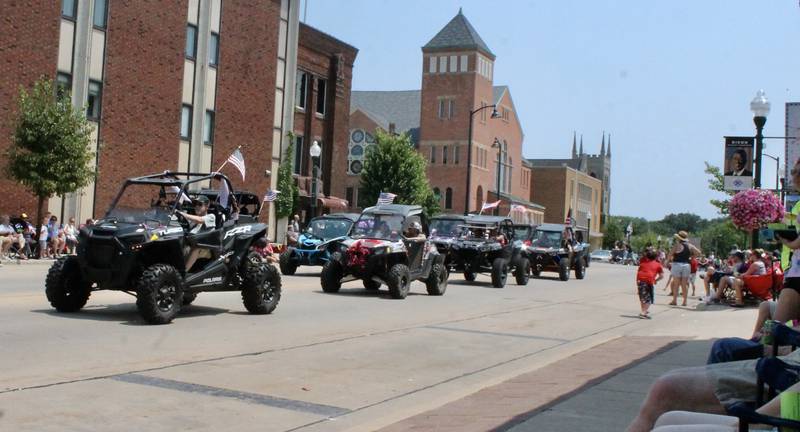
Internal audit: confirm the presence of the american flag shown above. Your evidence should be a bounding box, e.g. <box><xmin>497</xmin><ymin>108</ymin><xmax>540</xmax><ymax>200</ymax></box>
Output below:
<box><xmin>509</xmin><ymin>204</ymin><xmax>526</xmax><ymax>213</ymax></box>
<box><xmin>565</xmin><ymin>208</ymin><xmax>574</xmax><ymax>226</ymax></box>
<box><xmin>218</xmin><ymin>179</ymin><xmax>230</xmax><ymax>208</ymax></box>
<box><xmin>263</xmin><ymin>188</ymin><xmax>280</xmax><ymax>202</ymax></box>
<box><xmin>480</xmin><ymin>200</ymin><xmax>501</xmax><ymax>213</ymax></box>
<box><xmin>167</xmin><ymin>186</ymin><xmax>191</xmax><ymax>203</ymax></box>
<box><xmin>226</xmin><ymin>148</ymin><xmax>246</xmax><ymax>181</ymax></box>
<box><xmin>377</xmin><ymin>192</ymin><xmax>396</xmax><ymax>205</ymax></box>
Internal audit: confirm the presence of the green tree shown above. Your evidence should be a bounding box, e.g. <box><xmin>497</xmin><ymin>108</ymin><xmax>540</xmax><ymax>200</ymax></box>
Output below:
<box><xmin>360</xmin><ymin>131</ymin><xmax>439</xmax><ymax>216</ymax></box>
<box><xmin>658</xmin><ymin>213</ymin><xmax>706</xmax><ymax>234</ymax></box>
<box><xmin>602</xmin><ymin>220</ymin><xmax>623</xmax><ymax>249</ymax></box>
<box><xmin>274</xmin><ymin>134</ymin><xmax>299</xmax><ymax>219</ymax></box>
<box><xmin>704</xmin><ymin>162</ymin><xmax>735</xmax><ymax>216</ymax></box>
<box><xmin>5</xmin><ymin>77</ymin><xmax>94</xmax><ymax>237</ymax></box>
<box><xmin>699</xmin><ymin>219</ymin><xmax>747</xmax><ymax>257</ymax></box>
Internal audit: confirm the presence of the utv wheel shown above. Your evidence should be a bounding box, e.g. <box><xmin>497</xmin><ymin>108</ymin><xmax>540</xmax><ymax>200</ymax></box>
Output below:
<box><xmin>279</xmin><ymin>250</ymin><xmax>297</xmax><ymax>275</ymax></box>
<box><xmin>387</xmin><ymin>263</ymin><xmax>411</xmax><ymax>299</ymax></box>
<box><xmin>574</xmin><ymin>258</ymin><xmax>586</xmax><ymax>280</ymax></box>
<box><xmin>426</xmin><ymin>263</ymin><xmax>448</xmax><ymax>296</ymax></box>
<box><xmin>321</xmin><ymin>259</ymin><xmax>342</xmax><ymax>293</ymax></box>
<box><xmin>182</xmin><ymin>292</ymin><xmax>197</xmax><ymax>306</ymax></box>
<box><xmin>491</xmin><ymin>258</ymin><xmax>508</xmax><ymax>288</ymax></box>
<box><xmin>45</xmin><ymin>256</ymin><xmax>91</xmax><ymax>312</ymax></box>
<box><xmin>136</xmin><ymin>264</ymin><xmax>184</xmax><ymax>324</ymax></box>
<box><xmin>363</xmin><ymin>279</ymin><xmax>381</xmax><ymax>291</ymax></box>
<box><xmin>242</xmin><ymin>261</ymin><xmax>282</xmax><ymax>314</ymax></box>
<box><xmin>515</xmin><ymin>259</ymin><xmax>530</xmax><ymax>286</ymax></box>
<box><xmin>463</xmin><ymin>270</ymin><xmax>477</xmax><ymax>282</ymax></box>
<box><xmin>558</xmin><ymin>259</ymin><xmax>570</xmax><ymax>281</ymax></box>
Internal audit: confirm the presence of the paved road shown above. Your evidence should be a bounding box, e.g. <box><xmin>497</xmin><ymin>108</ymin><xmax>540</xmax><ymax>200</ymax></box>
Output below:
<box><xmin>0</xmin><ymin>262</ymin><xmax>753</xmax><ymax>431</ymax></box>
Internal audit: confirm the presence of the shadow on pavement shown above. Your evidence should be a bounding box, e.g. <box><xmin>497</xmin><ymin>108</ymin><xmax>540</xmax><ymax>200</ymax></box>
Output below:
<box><xmin>31</xmin><ymin>303</ymin><xmax>229</xmax><ymax>325</ymax></box>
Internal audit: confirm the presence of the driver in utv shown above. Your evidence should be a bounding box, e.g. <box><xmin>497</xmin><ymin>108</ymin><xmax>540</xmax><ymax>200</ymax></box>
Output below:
<box><xmin>404</xmin><ymin>221</ymin><xmax>426</xmax><ymax>241</ymax></box>
<box><xmin>177</xmin><ymin>195</ymin><xmax>216</xmax><ymax>271</ymax></box>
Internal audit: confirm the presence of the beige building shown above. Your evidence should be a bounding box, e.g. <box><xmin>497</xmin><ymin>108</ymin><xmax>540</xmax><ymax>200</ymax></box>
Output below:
<box><xmin>527</xmin><ymin>163</ymin><xmax>603</xmax><ymax>248</ymax></box>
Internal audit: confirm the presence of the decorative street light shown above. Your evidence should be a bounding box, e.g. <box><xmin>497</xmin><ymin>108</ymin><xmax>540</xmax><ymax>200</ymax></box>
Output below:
<box><xmin>750</xmin><ymin>90</ymin><xmax>770</xmax><ymax>247</ymax></box>
<box><xmin>491</xmin><ymin>138</ymin><xmax>504</xmax><ymax>216</ymax></box>
<box><xmin>464</xmin><ymin>105</ymin><xmax>501</xmax><ymax>215</ymax></box>
<box><xmin>309</xmin><ymin>140</ymin><xmax>322</xmax><ymax>219</ymax></box>
<box><xmin>762</xmin><ymin>152</ymin><xmax>780</xmax><ymax>192</ymax></box>
<box><xmin>586</xmin><ymin>211</ymin><xmax>592</xmax><ymax>245</ymax></box>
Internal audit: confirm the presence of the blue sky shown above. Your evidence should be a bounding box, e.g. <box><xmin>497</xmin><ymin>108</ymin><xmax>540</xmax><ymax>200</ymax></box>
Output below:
<box><xmin>302</xmin><ymin>0</ymin><xmax>800</xmax><ymax>220</ymax></box>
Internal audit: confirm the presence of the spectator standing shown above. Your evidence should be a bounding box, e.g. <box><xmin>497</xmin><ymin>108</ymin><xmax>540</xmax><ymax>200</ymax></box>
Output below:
<box><xmin>689</xmin><ymin>256</ymin><xmax>699</xmax><ymax>297</ymax></box>
<box><xmin>63</xmin><ymin>217</ymin><xmax>78</xmax><ymax>254</ymax></box>
<box><xmin>39</xmin><ymin>216</ymin><xmax>49</xmax><ymax>259</ymax></box>
<box><xmin>667</xmin><ymin>231</ymin><xmax>702</xmax><ymax>306</ymax></box>
<box><xmin>636</xmin><ymin>248</ymin><xmax>663</xmax><ymax>319</ymax></box>
<box><xmin>47</xmin><ymin>215</ymin><xmax>64</xmax><ymax>258</ymax></box>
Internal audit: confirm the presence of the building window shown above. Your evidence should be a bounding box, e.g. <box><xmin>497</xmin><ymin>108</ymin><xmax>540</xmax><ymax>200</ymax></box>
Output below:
<box><xmin>180</xmin><ymin>104</ymin><xmax>192</xmax><ymax>140</ymax></box>
<box><xmin>93</xmin><ymin>0</ymin><xmax>108</xmax><ymax>28</ymax></box>
<box><xmin>454</xmin><ymin>145</ymin><xmax>459</xmax><ymax>164</ymax></box>
<box><xmin>433</xmin><ymin>187</ymin><xmax>441</xmax><ymax>203</ymax></box>
<box><xmin>315</xmin><ymin>78</ymin><xmax>327</xmax><ymax>115</ymax></box>
<box><xmin>344</xmin><ymin>187</ymin><xmax>354</xmax><ymax>207</ymax></box>
<box><xmin>445</xmin><ymin>187</ymin><xmax>453</xmax><ymax>209</ymax></box>
<box><xmin>293</xmin><ymin>136</ymin><xmax>304</xmax><ymax>175</ymax></box>
<box><xmin>296</xmin><ymin>72</ymin><xmax>307</xmax><ymax>110</ymax></box>
<box><xmin>86</xmin><ymin>80</ymin><xmax>102</xmax><ymax>120</ymax></box>
<box><xmin>430</xmin><ymin>145</ymin><xmax>436</xmax><ymax>163</ymax></box>
<box><xmin>448</xmin><ymin>99</ymin><xmax>455</xmax><ymax>119</ymax></box>
<box><xmin>439</xmin><ymin>56</ymin><xmax>446</xmax><ymax>73</ymax></box>
<box><xmin>442</xmin><ymin>146</ymin><xmax>447</xmax><ymax>164</ymax></box>
<box><xmin>209</xmin><ymin>32</ymin><xmax>219</xmax><ymax>67</ymax></box>
<box><xmin>357</xmin><ymin>187</ymin><xmax>368</xmax><ymax>208</ymax></box>
<box><xmin>55</xmin><ymin>73</ymin><xmax>72</xmax><ymax>100</ymax></box>
<box><xmin>437</xmin><ymin>100</ymin><xmax>445</xmax><ymax>119</ymax></box>
<box><xmin>460</xmin><ymin>55</ymin><xmax>468</xmax><ymax>72</ymax></box>
<box><xmin>480</xmin><ymin>101</ymin><xmax>487</xmax><ymax>122</ymax></box>
<box><xmin>429</xmin><ymin>56</ymin><xmax>436</xmax><ymax>73</ymax></box>
<box><xmin>203</xmin><ymin>110</ymin><xmax>215</xmax><ymax>145</ymax></box>
<box><xmin>449</xmin><ymin>55</ymin><xmax>457</xmax><ymax>73</ymax></box>
<box><xmin>62</xmin><ymin>0</ymin><xmax>77</xmax><ymax>19</ymax></box>
<box><xmin>185</xmin><ymin>25</ymin><xmax>198</xmax><ymax>60</ymax></box>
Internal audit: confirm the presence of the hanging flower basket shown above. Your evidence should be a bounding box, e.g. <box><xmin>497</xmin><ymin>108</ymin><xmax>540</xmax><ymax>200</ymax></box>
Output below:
<box><xmin>728</xmin><ymin>189</ymin><xmax>784</xmax><ymax>231</ymax></box>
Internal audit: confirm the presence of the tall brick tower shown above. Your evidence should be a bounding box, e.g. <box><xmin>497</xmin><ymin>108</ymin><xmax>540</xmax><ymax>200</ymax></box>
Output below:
<box><xmin>419</xmin><ymin>9</ymin><xmax>498</xmax><ymax>213</ymax></box>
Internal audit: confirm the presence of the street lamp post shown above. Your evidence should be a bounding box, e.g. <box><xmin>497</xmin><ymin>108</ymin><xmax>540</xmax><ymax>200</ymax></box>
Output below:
<box><xmin>657</xmin><ymin>235</ymin><xmax>662</xmax><ymax>252</ymax></box>
<box><xmin>309</xmin><ymin>140</ymin><xmax>321</xmax><ymax>219</ymax></box>
<box><xmin>464</xmin><ymin>105</ymin><xmax>501</xmax><ymax>215</ymax></box>
<box><xmin>763</xmin><ymin>153</ymin><xmax>780</xmax><ymax>192</ymax></box>
<box><xmin>491</xmin><ymin>138</ymin><xmax>503</xmax><ymax>216</ymax></box>
<box><xmin>750</xmin><ymin>90</ymin><xmax>771</xmax><ymax>248</ymax></box>
<box><xmin>586</xmin><ymin>211</ymin><xmax>592</xmax><ymax>246</ymax></box>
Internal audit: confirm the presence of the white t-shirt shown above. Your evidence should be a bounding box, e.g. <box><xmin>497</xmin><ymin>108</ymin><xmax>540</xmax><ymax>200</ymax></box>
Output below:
<box><xmin>190</xmin><ymin>214</ymin><xmax>216</xmax><ymax>234</ymax></box>
<box><xmin>750</xmin><ymin>260</ymin><xmax>767</xmax><ymax>276</ymax></box>
<box><xmin>0</xmin><ymin>224</ymin><xmax>14</xmax><ymax>236</ymax></box>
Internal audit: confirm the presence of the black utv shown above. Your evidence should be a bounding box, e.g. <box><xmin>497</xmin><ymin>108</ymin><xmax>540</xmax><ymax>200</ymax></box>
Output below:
<box><xmin>525</xmin><ymin>223</ymin><xmax>589</xmax><ymax>281</ymax></box>
<box><xmin>44</xmin><ymin>172</ymin><xmax>281</xmax><ymax>324</ymax></box>
<box><xmin>449</xmin><ymin>215</ymin><xmax>530</xmax><ymax>288</ymax></box>
<box><xmin>319</xmin><ymin>204</ymin><xmax>448</xmax><ymax>299</ymax></box>
<box><xmin>429</xmin><ymin>214</ymin><xmax>469</xmax><ymax>267</ymax></box>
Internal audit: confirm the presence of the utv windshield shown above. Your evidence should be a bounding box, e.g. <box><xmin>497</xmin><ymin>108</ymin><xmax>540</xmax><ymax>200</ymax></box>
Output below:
<box><xmin>531</xmin><ymin>230</ymin><xmax>563</xmax><ymax>249</ymax></box>
<box><xmin>306</xmin><ymin>217</ymin><xmax>353</xmax><ymax>240</ymax></box>
<box><xmin>429</xmin><ymin>219</ymin><xmax>465</xmax><ymax>239</ymax></box>
<box><xmin>514</xmin><ymin>226</ymin><xmax>531</xmax><ymax>241</ymax></box>
<box><xmin>351</xmin><ymin>213</ymin><xmax>403</xmax><ymax>240</ymax></box>
<box><xmin>106</xmin><ymin>183</ymin><xmax>185</xmax><ymax>226</ymax></box>
<box><xmin>461</xmin><ymin>224</ymin><xmax>500</xmax><ymax>240</ymax></box>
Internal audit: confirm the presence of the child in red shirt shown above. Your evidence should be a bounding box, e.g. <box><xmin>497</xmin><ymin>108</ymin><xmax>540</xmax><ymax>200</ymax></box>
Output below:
<box><xmin>636</xmin><ymin>247</ymin><xmax>664</xmax><ymax>319</ymax></box>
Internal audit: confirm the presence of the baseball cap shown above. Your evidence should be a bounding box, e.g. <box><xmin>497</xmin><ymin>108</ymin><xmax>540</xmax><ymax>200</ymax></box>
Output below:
<box><xmin>194</xmin><ymin>195</ymin><xmax>210</xmax><ymax>205</ymax></box>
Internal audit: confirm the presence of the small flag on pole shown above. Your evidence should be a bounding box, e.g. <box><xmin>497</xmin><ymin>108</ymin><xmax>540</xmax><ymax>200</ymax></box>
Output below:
<box><xmin>565</xmin><ymin>208</ymin><xmax>574</xmax><ymax>226</ymax></box>
<box><xmin>509</xmin><ymin>204</ymin><xmax>526</xmax><ymax>213</ymax></box>
<box><xmin>480</xmin><ymin>200</ymin><xmax>501</xmax><ymax>214</ymax></box>
<box><xmin>263</xmin><ymin>188</ymin><xmax>280</xmax><ymax>202</ymax></box>
<box><xmin>167</xmin><ymin>186</ymin><xmax>191</xmax><ymax>203</ymax></box>
<box><xmin>377</xmin><ymin>192</ymin><xmax>396</xmax><ymax>205</ymax></box>
<box><xmin>218</xmin><ymin>179</ymin><xmax>230</xmax><ymax>209</ymax></box>
<box><xmin>226</xmin><ymin>148</ymin><xmax>246</xmax><ymax>181</ymax></box>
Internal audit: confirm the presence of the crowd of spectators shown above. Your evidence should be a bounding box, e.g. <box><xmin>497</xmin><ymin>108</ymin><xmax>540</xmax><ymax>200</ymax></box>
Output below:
<box><xmin>0</xmin><ymin>212</ymin><xmax>94</xmax><ymax>264</ymax></box>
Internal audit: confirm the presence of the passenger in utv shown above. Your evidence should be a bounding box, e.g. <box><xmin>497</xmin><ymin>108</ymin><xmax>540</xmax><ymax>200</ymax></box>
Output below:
<box><xmin>178</xmin><ymin>195</ymin><xmax>217</xmax><ymax>272</ymax></box>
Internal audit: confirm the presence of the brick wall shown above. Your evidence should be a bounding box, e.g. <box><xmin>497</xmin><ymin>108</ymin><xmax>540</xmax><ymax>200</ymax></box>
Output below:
<box><xmin>95</xmin><ymin>0</ymin><xmax>187</xmax><ymax>214</ymax></box>
<box><xmin>531</xmin><ymin>167</ymin><xmax>567</xmax><ymax>224</ymax></box>
<box><xmin>0</xmin><ymin>1</ymin><xmax>61</xmax><ymax>216</ymax></box>
<box><xmin>213</xmin><ymin>0</ymin><xmax>281</xmax><ymax>212</ymax></box>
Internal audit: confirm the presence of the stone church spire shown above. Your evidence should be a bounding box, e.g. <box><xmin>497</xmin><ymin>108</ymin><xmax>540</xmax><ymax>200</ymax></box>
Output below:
<box><xmin>571</xmin><ymin>131</ymin><xmax>577</xmax><ymax>158</ymax></box>
<box><xmin>579</xmin><ymin>134</ymin><xmax>584</xmax><ymax>155</ymax></box>
<box><xmin>600</xmin><ymin>131</ymin><xmax>606</xmax><ymax>156</ymax></box>
<box><xmin>607</xmin><ymin>133</ymin><xmax>611</xmax><ymax>157</ymax></box>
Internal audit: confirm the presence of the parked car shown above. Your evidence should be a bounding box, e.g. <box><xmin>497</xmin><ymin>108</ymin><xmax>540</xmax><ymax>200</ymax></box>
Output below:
<box><xmin>525</xmin><ymin>224</ymin><xmax>588</xmax><ymax>281</ymax></box>
<box><xmin>447</xmin><ymin>215</ymin><xmax>529</xmax><ymax>288</ymax></box>
<box><xmin>320</xmin><ymin>204</ymin><xmax>448</xmax><ymax>299</ymax></box>
<box><xmin>279</xmin><ymin>213</ymin><xmax>358</xmax><ymax>275</ymax></box>
<box><xmin>590</xmin><ymin>249</ymin><xmax>612</xmax><ymax>263</ymax></box>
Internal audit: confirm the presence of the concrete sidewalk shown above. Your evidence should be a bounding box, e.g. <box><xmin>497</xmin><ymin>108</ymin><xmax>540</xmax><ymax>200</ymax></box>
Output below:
<box><xmin>379</xmin><ymin>336</ymin><xmax>711</xmax><ymax>432</ymax></box>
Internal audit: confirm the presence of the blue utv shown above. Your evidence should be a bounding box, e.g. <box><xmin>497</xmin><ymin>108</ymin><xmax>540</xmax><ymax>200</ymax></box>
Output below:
<box><xmin>278</xmin><ymin>213</ymin><xmax>359</xmax><ymax>275</ymax></box>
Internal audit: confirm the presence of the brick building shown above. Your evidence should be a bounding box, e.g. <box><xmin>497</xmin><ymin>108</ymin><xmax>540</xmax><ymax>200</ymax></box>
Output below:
<box><xmin>0</xmin><ymin>1</ymin><xmax>355</xmax><ymax>239</ymax></box>
<box><xmin>346</xmin><ymin>10</ymin><xmax>544</xmax><ymax>224</ymax></box>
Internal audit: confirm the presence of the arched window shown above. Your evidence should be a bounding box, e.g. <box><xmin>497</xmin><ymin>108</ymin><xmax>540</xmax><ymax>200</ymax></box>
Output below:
<box><xmin>445</xmin><ymin>187</ymin><xmax>453</xmax><ymax>210</ymax></box>
<box><xmin>476</xmin><ymin>185</ymin><xmax>483</xmax><ymax>211</ymax></box>
<box><xmin>433</xmin><ymin>187</ymin><xmax>441</xmax><ymax>203</ymax></box>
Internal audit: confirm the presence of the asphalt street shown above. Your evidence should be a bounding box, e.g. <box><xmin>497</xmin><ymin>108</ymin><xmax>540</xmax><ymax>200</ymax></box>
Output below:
<box><xmin>0</xmin><ymin>261</ymin><xmax>754</xmax><ymax>431</ymax></box>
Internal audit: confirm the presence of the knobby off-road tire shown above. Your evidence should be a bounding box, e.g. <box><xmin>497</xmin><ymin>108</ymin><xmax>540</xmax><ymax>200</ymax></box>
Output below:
<box><xmin>136</xmin><ymin>264</ymin><xmax>184</xmax><ymax>325</ymax></box>
<box><xmin>321</xmin><ymin>259</ymin><xmax>343</xmax><ymax>293</ymax></box>
<box><xmin>463</xmin><ymin>270</ymin><xmax>477</xmax><ymax>281</ymax></box>
<box><xmin>242</xmin><ymin>260</ymin><xmax>282</xmax><ymax>314</ymax></box>
<box><xmin>491</xmin><ymin>258</ymin><xmax>508</xmax><ymax>288</ymax></box>
<box><xmin>182</xmin><ymin>292</ymin><xmax>198</xmax><ymax>306</ymax></box>
<box><xmin>515</xmin><ymin>258</ymin><xmax>530</xmax><ymax>286</ymax></box>
<box><xmin>279</xmin><ymin>250</ymin><xmax>297</xmax><ymax>275</ymax></box>
<box><xmin>574</xmin><ymin>258</ymin><xmax>586</xmax><ymax>280</ymax></box>
<box><xmin>426</xmin><ymin>263</ymin><xmax>448</xmax><ymax>296</ymax></box>
<box><xmin>45</xmin><ymin>256</ymin><xmax>91</xmax><ymax>312</ymax></box>
<box><xmin>363</xmin><ymin>279</ymin><xmax>381</xmax><ymax>291</ymax></box>
<box><xmin>558</xmin><ymin>259</ymin><xmax>571</xmax><ymax>281</ymax></box>
<box><xmin>387</xmin><ymin>263</ymin><xmax>411</xmax><ymax>299</ymax></box>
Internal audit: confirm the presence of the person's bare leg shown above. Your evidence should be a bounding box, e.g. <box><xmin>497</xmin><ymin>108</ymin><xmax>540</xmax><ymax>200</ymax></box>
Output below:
<box><xmin>626</xmin><ymin>367</ymin><xmax>726</xmax><ymax>432</ymax></box>
<box><xmin>752</xmin><ymin>301</ymin><xmax>773</xmax><ymax>338</ymax></box>
<box><xmin>671</xmin><ymin>277</ymin><xmax>680</xmax><ymax>304</ymax></box>
<box><xmin>185</xmin><ymin>249</ymin><xmax>200</xmax><ymax>273</ymax></box>
<box><xmin>774</xmin><ymin>289</ymin><xmax>800</xmax><ymax>323</ymax></box>
<box><xmin>733</xmin><ymin>280</ymin><xmax>744</xmax><ymax>305</ymax></box>
<box><xmin>716</xmin><ymin>278</ymin><xmax>729</xmax><ymax>302</ymax></box>
<box><xmin>680</xmin><ymin>278</ymin><xmax>689</xmax><ymax>306</ymax></box>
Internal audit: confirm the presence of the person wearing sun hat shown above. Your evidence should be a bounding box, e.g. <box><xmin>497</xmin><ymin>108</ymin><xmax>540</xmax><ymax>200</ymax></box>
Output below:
<box><xmin>667</xmin><ymin>230</ymin><xmax>702</xmax><ymax>306</ymax></box>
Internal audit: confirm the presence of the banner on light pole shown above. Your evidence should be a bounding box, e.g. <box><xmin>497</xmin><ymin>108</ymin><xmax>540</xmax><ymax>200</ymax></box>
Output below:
<box><xmin>723</xmin><ymin>136</ymin><xmax>754</xmax><ymax>191</ymax></box>
<box><xmin>786</xmin><ymin>103</ymin><xmax>800</xmax><ymax>193</ymax></box>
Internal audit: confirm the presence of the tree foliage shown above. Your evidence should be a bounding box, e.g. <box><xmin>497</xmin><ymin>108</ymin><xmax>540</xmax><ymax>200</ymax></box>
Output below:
<box><xmin>360</xmin><ymin>131</ymin><xmax>439</xmax><ymax>216</ymax></box>
<box><xmin>275</xmin><ymin>134</ymin><xmax>299</xmax><ymax>219</ymax></box>
<box><xmin>5</xmin><ymin>77</ymin><xmax>94</xmax><ymax>232</ymax></box>
<box><xmin>704</xmin><ymin>162</ymin><xmax>734</xmax><ymax>216</ymax></box>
